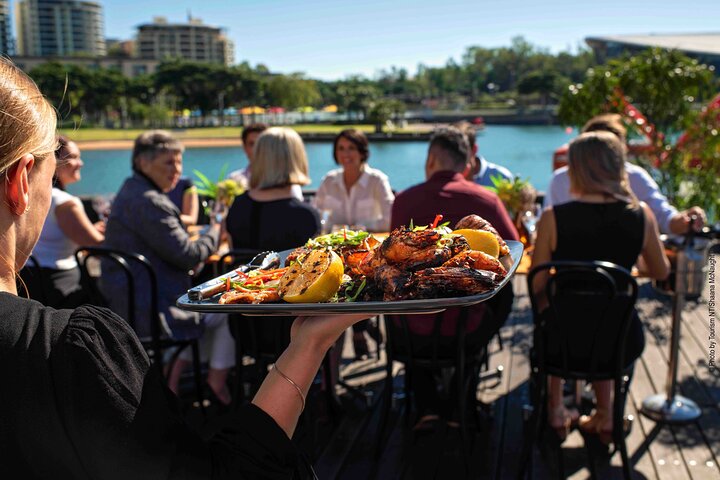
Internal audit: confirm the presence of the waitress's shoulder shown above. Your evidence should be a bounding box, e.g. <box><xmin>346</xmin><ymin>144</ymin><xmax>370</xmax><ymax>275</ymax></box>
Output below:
<box><xmin>0</xmin><ymin>294</ymin><xmax>145</xmax><ymax>365</ymax></box>
<box><xmin>0</xmin><ymin>294</ymin><xmax>72</xmax><ymax>354</ymax></box>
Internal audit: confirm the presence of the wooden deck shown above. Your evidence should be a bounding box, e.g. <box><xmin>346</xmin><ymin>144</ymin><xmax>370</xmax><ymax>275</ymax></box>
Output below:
<box><xmin>310</xmin><ymin>276</ymin><xmax>719</xmax><ymax>479</ymax></box>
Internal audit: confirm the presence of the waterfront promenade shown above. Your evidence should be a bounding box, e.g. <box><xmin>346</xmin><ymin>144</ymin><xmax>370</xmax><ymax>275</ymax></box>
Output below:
<box><xmin>311</xmin><ymin>276</ymin><xmax>718</xmax><ymax>479</ymax></box>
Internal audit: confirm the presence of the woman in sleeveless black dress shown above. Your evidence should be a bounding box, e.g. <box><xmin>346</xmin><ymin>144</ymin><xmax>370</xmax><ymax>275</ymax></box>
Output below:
<box><xmin>531</xmin><ymin>131</ymin><xmax>670</xmax><ymax>442</ymax></box>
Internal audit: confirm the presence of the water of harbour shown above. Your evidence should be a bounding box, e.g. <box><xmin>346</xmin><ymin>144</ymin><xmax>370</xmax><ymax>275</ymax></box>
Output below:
<box><xmin>69</xmin><ymin>125</ymin><xmax>575</xmax><ymax>197</ymax></box>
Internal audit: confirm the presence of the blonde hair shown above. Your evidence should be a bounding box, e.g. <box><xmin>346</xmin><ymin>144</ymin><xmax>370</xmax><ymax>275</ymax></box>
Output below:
<box><xmin>0</xmin><ymin>58</ymin><xmax>57</xmax><ymax>177</ymax></box>
<box><xmin>568</xmin><ymin>131</ymin><xmax>636</xmax><ymax>204</ymax></box>
<box><xmin>250</xmin><ymin>127</ymin><xmax>310</xmax><ymax>189</ymax></box>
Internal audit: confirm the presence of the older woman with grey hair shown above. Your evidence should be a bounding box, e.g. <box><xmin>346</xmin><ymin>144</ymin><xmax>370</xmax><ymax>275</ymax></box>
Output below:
<box><xmin>101</xmin><ymin>130</ymin><xmax>235</xmax><ymax>403</ymax></box>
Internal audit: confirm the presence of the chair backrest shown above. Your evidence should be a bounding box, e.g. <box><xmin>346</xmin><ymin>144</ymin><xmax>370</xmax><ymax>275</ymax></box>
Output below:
<box><xmin>527</xmin><ymin>260</ymin><xmax>638</xmax><ymax>380</ymax></box>
<box><xmin>385</xmin><ymin>306</ymin><xmax>484</xmax><ymax>370</ymax></box>
<box><xmin>75</xmin><ymin>246</ymin><xmax>162</xmax><ymax>344</ymax></box>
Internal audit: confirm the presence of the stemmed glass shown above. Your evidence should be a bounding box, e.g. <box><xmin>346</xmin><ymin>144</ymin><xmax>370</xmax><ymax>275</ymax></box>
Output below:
<box><xmin>520</xmin><ymin>205</ymin><xmax>541</xmax><ymax>246</ymax></box>
<box><xmin>92</xmin><ymin>194</ymin><xmax>113</xmax><ymax>223</ymax></box>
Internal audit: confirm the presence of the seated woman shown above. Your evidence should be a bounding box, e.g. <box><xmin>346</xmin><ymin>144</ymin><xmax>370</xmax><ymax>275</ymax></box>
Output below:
<box><xmin>226</xmin><ymin>127</ymin><xmax>320</xmax><ymax>251</ymax></box>
<box><xmin>313</xmin><ymin>129</ymin><xmax>394</xmax><ymax>232</ymax></box>
<box><xmin>225</xmin><ymin>127</ymin><xmax>320</xmax><ymax>366</ymax></box>
<box><xmin>312</xmin><ymin>129</ymin><xmax>394</xmax><ymax>356</ymax></box>
<box><xmin>531</xmin><ymin>131</ymin><xmax>670</xmax><ymax>441</ymax></box>
<box><xmin>167</xmin><ymin>176</ymin><xmax>199</xmax><ymax>226</ymax></box>
<box><xmin>100</xmin><ymin>130</ymin><xmax>234</xmax><ymax>403</ymax></box>
<box><xmin>21</xmin><ymin>136</ymin><xmax>105</xmax><ymax>308</ymax></box>
<box><xmin>0</xmin><ymin>57</ymin><xmax>370</xmax><ymax>477</ymax></box>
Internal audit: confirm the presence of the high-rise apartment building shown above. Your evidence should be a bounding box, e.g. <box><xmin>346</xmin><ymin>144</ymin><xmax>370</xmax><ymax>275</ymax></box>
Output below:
<box><xmin>137</xmin><ymin>16</ymin><xmax>234</xmax><ymax>65</ymax></box>
<box><xmin>0</xmin><ymin>0</ymin><xmax>13</xmax><ymax>55</ymax></box>
<box><xmin>16</xmin><ymin>0</ymin><xmax>105</xmax><ymax>56</ymax></box>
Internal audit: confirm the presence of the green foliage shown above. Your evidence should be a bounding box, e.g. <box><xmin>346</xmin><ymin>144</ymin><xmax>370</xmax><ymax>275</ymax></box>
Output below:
<box><xmin>263</xmin><ymin>74</ymin><xmax>321</xmax><ymax>109</ymax></box>
<box><xmin>487</xmin><ymin>176</ymin><xmax>536</xmax><ymax>217</ymax></box>
<box><xmin>367</xmin><ymin>99</ymin><xmax>405</xmax><ymax>133</ymax></box>
<box><xmin>558</xmin><ymin>48</ymin><xmax>715</xmax><ymax>133</ymax></box>
<box><xmin>193</xmin><ymin>164</ymin><xmax>244</xmax><ymax>213</ymax></box>
<box><xmin>558</xmin><ymin>48</ymin><xmax>720</xmax><ymax>221</ymax></box>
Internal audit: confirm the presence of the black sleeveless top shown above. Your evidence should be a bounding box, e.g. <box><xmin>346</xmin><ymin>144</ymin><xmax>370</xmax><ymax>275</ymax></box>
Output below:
<box><xmin>552</xmin><ymin>201</ymin><xmax>644</xmax><ymax>270</ymax></box>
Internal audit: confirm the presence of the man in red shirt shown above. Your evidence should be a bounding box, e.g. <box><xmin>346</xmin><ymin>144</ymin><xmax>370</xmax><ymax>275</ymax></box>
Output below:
<box><xmin>390</xmin><ymin>127</ymin><xmax>518</xmax><ymax>429</ymax></box>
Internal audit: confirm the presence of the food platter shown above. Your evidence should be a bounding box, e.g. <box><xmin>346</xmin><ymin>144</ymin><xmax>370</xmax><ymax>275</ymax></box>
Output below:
<box><xmin>176</xmin><ymin>240</ymin><xmax>523</xmax><ymax>316</ymax></box>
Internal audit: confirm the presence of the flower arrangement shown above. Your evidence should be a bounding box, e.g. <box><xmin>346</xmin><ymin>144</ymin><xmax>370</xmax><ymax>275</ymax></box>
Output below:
<box><xmin>487</xmin><ymin>175</ymin><xmax>537</xmax><ymax>218</ymax></box>
<box><xmin>193</xmin><ymin>164</ymin><xmax>244</xmax><ymax>213</ymax></box>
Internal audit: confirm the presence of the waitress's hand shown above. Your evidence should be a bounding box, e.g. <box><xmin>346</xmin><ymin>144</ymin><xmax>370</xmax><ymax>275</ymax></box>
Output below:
<box><xmin>291</xmin><ymin>314</ymin><xmax>372</xmax><ymax>352</ymax></box>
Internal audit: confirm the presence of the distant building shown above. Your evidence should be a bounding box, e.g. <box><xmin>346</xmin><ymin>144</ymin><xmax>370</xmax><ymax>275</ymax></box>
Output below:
<box><xmin>13</xmin><ymin>55</ymin><xmax>159</xmax><ymax>78</ymax></box>
<box><xmin>136</xmin><ymin>16</ymin><xmax>234</xmax><ymax>65</ymax></box>
<box><xmin>586</xmin><ymin>33</ymin><xmax>720</xmax><ymax>71</ymax></box>
<box><xmin>15</xmin><ymin>0</ymin><xmax>105</xmax><ymax>57</ymax></box>
<box><xmin>0</xmin><ymin>0</ymin><xmax>13</xmax><ymax>55</ymax></box>
<box><xmin>106</xmin><ymin>38</ymin><xmax>135</xmax><ymax>57</ymax></box>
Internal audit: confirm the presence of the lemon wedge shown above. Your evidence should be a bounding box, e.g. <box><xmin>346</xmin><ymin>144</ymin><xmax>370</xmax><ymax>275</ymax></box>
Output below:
<box><xmin>452</xmin><ymin>229</ymin><xmax>500</xmax><ymax>258</ymax></box>
<box><xmin>279</xmin><ymin>249</ymin><xmax>344</xmax><ymax>303</ymax></box>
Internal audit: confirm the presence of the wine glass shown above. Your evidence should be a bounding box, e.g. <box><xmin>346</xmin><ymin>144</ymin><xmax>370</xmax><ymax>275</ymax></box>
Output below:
<box><xmin>92</xmin><ymin>194</ymin><xmax>113</xmax><ymax>223</ymax></box>
<box><xmin>521</xmin><ymin>205</ymin><xmax>541</xmax><ymax>246</ymax></box>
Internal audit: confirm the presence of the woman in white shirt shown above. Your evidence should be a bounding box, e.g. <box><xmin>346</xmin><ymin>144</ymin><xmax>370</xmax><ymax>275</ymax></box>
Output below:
<box><xmin>21</xmin><ymin>136</ymin><xmax>105</xmax><ymax>308</ymax></box>
<box><xmin>313</xmin><ymin>129</ymin><xmax>394</xmax><ymax>232</ymax></box>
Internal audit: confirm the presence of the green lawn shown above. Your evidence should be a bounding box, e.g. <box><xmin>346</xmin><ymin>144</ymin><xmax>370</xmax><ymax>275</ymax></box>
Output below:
<box><xmin>60</xmin><ymin>124</ymin><xmax>385</xmax><ymax>142</ymax></box>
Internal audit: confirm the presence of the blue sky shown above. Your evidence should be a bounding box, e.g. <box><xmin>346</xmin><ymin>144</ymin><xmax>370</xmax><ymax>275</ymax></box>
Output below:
<box><xmin>21</xmin><ymin>0</ymin><xmax>720</xmax><ymax>80</ymax></box>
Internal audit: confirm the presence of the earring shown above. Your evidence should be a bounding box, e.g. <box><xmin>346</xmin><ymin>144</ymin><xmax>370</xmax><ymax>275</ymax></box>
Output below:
<box><xmin>24</xmin><ymin>205</ymin><xmax>30</xmax><ymax>214</ymax></box>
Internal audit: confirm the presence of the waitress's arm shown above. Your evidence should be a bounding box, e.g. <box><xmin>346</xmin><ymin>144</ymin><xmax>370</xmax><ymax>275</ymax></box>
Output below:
<box><xmin>252</xmin><ymin>313</ymin><xmax>369</xmax><ymax>437</ymax></box>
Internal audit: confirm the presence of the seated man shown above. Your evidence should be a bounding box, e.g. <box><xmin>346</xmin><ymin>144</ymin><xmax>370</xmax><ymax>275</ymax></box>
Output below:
<box><xmin>545</xmin><ymin>114</ymin><xmax>705</xmax><ymax>234</ymax></box>
<box><xmin>454</xmin><ymin>121</ymin><xmax>513</xmax><ymax>187</ymax></box>
<box><xmin>390</xmin><ymin>127</ymin><xmax>518</xmax><ymax>427</ymax></box>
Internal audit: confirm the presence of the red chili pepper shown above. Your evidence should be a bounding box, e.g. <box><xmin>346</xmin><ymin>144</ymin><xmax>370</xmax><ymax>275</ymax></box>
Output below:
<box><xmin>343</xmin><ymin>228</ymin><xmax>348</xmax><ymax>240</ymax></box>
<box><xmin>225</xmin><ymin>277</ymin><xmax>231</xmax><ymax>292</ymax></box>
<box><xmin>431</xmin><ymin>214</ymin><xmax>443</xmax><ymax>229</ymax></box>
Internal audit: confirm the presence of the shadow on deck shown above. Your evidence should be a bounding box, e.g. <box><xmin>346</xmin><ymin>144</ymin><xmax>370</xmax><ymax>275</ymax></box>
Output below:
<box><xmin>309</xmin><ymin>277</ymin><xmax>719</xmax><ymax>479</ymax></box>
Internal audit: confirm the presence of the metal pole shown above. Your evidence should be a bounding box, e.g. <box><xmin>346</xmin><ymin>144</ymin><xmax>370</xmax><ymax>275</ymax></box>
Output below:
<box><xmin>640</xmin><ymin>233</ymin><xmax>702</xmax><ymax>424</ymax></box>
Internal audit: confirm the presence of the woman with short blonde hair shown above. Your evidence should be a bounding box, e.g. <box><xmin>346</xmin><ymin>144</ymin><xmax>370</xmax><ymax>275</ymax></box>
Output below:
<box><xmin>250</xmin><ymin>127</ymin><xmax>310</xmax><ymax>190</ymax></box>
<box><xmin>227</xmin><ymin>127</ymin><xmax>320</xmax><ymax>252</ymax></box>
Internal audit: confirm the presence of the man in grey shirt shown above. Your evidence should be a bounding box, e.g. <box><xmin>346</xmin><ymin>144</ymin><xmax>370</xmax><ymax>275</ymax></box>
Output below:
<box><xmin>545</xmin><ymin>114</ymin><xmax>705</xmax><ymax>235</ymax></box>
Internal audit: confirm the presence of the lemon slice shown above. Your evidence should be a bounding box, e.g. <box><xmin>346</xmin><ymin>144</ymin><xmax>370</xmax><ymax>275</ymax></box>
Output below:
<box><xmin>452</xmin><ymin>229</ymin><xmax>500</xmax><ymax>258</ymax></box>
<box><xmin>278</xmin><ymin>249</ymin><xmax>344</xmax><ymax>303</ymax></box>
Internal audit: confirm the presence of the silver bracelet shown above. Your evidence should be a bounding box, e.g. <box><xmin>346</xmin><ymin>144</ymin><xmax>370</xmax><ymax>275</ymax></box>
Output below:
<box><xmin>272</xmin><ymin>363</ymin><xmax>306</xmax><ymax>412</ymax></box>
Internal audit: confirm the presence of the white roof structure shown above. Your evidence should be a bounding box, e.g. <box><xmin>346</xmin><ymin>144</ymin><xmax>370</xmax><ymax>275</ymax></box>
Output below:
<box><xmin>586</xmin><ymin>33</ymin><xmax>720</xmax><ymax>56</ymax></box>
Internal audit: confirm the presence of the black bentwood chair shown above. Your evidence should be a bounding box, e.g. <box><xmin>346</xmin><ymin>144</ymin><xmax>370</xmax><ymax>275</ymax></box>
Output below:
<box><xmin>518</xmin><ymin>261</ymin><xmax>638</xmax><ymax>480</ymax></box>
<box><xmin>216</xmin><ymin>249</ymin><xmax>285</xmax><ymax>405</ymax></box>
<box><xmin>376</xmin><ymin>307</ymin><xmax>491</xmax><ymax>471</ymax></box>
<box><xmin>75</xmin><ymin>246</ymin><xmax>205</xmax><ymax>412</ymax></box>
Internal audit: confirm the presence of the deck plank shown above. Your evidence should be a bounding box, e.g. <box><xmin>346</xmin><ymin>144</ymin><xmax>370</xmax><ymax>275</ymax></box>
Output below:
<box><xmin>310</xmin><ymin>278</ymin><xmax>717</xmax><ymax>479</ymax></box>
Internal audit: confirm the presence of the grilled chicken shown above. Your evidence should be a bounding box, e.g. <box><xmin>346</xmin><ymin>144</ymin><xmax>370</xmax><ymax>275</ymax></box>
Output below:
<box><xmin>403</xmin><ymin>266</ymin><xmax>498</xmax><ymax>300</ymax></box>
<box><xmin>374</xmin><ymin>264</ymin><xmax>410</xmax><ymax>301</ymax></box>
<box><xmin>442</xmin><ymin>250</ymin><xmax>507</xmax><ymax>277</ymax></box>
<box><xmin>380</xmin><ymin>227</ymin><xmax>469</xmax><ymax>270</ymax></box>
<box><xmin>455</xmin><ymin>214</ymin><xmax>510</xmax><ymax>257</ymax></box>
<box><xmin>219</xmin><ymin>289</ymin><xmax>280</xmax><ymax>304</ymax></box>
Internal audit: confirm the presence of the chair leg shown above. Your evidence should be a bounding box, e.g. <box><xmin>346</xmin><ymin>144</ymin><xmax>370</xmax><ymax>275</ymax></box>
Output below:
<box><xmin>458</xmin><ymin>369</ymin><xmax>473</xmax><ymax>475</ymax></box>
<box><xmin>191</xmin><ymin>340</ymin><xmax>206</xmax><ymax>416</ymax></box>
<box><xmin>518</xmin><ymin>372</ymin><xmax>545</xmax><ymax>480</ymax></box>
<box><xmin>614</xmin><ymin>378</ymin><xmax>633</xmax><ymax>480</ymax></box>
<box><xmin>375</xmin><ymin>359</ymin><xmax>394</xmax><ymax>459</ymax></box>
<box><xmin>404</xmin><ymin>364</ymin><xmax>413</xmax><ymax>427</ymax></box>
